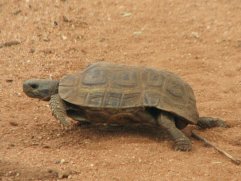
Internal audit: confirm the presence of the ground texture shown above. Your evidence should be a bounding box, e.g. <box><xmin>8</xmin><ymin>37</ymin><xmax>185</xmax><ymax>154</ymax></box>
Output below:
<box><xmin>0</xmin><ymin>0</ymin><xmax>241</xmax><ymax>180</ymax></box>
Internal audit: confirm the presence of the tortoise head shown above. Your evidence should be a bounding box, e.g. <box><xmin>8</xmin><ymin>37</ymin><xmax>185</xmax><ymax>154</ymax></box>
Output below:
<box><xmin>23</xmin><ymin>79</ymin><xmax>59</xmax><ymax>101</ymax></box>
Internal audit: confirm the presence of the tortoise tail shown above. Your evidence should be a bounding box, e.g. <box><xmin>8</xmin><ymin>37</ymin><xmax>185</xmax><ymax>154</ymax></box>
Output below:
<box><xmin>197</xmin><ymin>117</ymin><xmax>228</xmax><ymax>129</ymax></box>
<box><xmin>49</xmin><ymin>94</ymin><xmax>69</xmax><ymax>126</ymax></box>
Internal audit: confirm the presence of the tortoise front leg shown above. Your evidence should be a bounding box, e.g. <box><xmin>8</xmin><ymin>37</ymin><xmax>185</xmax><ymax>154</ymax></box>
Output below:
<box><xmin>157</xmin><ymin>112</ymin><xmax>192</xmax><ymax>151</ymax></box>
<box><xmin>49</xmin><ymin>94</ymin><xmax>69</xmax><ymax>126</ymax></box>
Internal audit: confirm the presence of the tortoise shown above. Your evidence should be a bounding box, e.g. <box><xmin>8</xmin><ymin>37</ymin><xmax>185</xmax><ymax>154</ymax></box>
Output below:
<box><xmin>23</xmin><ymin>62</ymin><xmax>226</xmax><ymax>151</ymax></box>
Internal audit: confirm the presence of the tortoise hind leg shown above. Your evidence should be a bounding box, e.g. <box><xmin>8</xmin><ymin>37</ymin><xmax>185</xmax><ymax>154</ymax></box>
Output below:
<box><xmin>49</xmin><ymin>94</ymin><xmax>70</xmax><ymax>126</ymax></box>
<box><xmin>157</xmin><ymin>112</ymin><xmax>192</xmax><ymax>151</ymax></box>
<box><xmin>197</xmin><ymin>117</ymin><xmax>228</xmax><ymax>129</ymax></box>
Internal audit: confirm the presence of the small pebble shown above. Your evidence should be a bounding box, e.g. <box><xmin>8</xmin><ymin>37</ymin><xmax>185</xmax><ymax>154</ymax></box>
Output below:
<box><xmin>6</xmin><ymin>79</ymin><xmax>13</xmax><ymax>83</ymax></box>
<box><xmin>133</xmin><ymin>31</ymin><xmax>142</xmax><ymax>36</ymax></box>
<box><xmin>13</xmin><ymin>10</ymin><xmax>22</xmax><ymax>15</ymax></box>
<box><xmin>47</xmin><ymin>168</ymin><xmax>72</xmax><ymax>179</ymax></box>
<box><xmin>212</xmin><ymin>161</ymin><xmax>222</xmax><ymax>164</ymax></box>
<box><xmin>43</xmin><ymin>145</ymin><xmax>50</xmax><ymax>149</ymax></box>
<box><xmin>9</xmin><ymin>121</ymin><xmax>18</xmax><ymax>126</ymax></box>
<box><xmin>61</xmin><ymin>35</ymin><xmax>67</xmax><ymax>40</ymax></box>
<box><xmin>191</xmin><ymin>32</ymin><xmax>200</xmax><ymax>39</ymax></box>
<box><xmin>43</xmin><ymin>35</ymin><xmax>50</xmax><ymax>42</ymax></box>
<box><xmin>29</xmin><ymin>48</ymin><xmax>35</xmax><ymax>53</ymax></box>
<box><xmin>60</xmin><ymin>159</ymin><xmax>66</xmax><ymax>164</ymax></box>
<box><xmin>55</xmin><ymin>159</ymin><xmax>67</xmax><ymax>164</ymax></box>
<box><xmin>47</xmin><ymin>168</ymin><xmax>55</xmax><ymax>173</ymax></box>
<box><xmin>6</xmin><ymin>171</ymin><xmax>19</xmax><ymax>177</ymax></box>
<box><xmin>122</xmin><ymin>12</ymin><xmax>132</xmax><ymax>17</ymax></box>
<box><xmin>41</xmin><ymin>49</ymin><xmax>53</xmax><ymax>54</ymax></box>
<box><xmin>63</xmin><ymin>15</ymin><xmax>70</xmax><ymax>22</ymax></box>
<box><xmin>58</xmin><ymin>171</ymin><xmax>70</xmax><ymax>179</ymax></box>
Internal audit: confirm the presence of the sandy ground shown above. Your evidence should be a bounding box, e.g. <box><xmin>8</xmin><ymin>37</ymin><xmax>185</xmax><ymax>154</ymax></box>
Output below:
<box><xmin>0</xmin><ymin>0</ymin><xmax>241</xmax><ymax>180</ymax></box>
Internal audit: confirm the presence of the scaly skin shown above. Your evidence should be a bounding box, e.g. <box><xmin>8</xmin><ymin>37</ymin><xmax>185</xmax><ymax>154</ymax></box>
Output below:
<box><xmin>157</xmin><ymin>112</ymin><xmax>192</xmax><ymax>151</ymax></box>
<box><xmin>49</xmin><ymin>94</ymin><xmax>69</xmax><ymax>126</ymax></box>
<box><xmin>197</xmin><ymin>117</ymin><xmax>227</xmax><ymax>129</ymax></box>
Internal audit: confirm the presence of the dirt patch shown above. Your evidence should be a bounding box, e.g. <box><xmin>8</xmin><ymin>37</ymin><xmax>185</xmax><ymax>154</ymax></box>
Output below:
<box><xmin>1</xmin><ymin>0</ymin><xmax>241</xmax><ymax>180</ymax></box>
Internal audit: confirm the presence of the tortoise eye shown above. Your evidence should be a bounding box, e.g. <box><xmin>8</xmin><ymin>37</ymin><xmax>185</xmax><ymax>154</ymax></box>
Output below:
<box><xmin>29</xmin><ymin>83</ymin><xmax>39</xmax><ymax>89</ymax></box>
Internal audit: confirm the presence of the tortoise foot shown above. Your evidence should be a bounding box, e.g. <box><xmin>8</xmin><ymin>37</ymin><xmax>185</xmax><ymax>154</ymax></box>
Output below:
<box><xmin>174</xmin><ymin>138</ymin><xmax>192</xmax><ymax>151</ymax></box>
<box><xmin>197</xmin><ymin>117</ymin><xmax>228</xmax><ymax>129</ymax></box>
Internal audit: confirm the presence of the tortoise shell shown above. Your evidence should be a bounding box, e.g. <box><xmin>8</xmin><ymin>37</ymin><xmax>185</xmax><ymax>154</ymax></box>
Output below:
<box><xmin>59</xmin><ymin>62</ymin><xmax>199</xmax><ymax>124</ymax></box>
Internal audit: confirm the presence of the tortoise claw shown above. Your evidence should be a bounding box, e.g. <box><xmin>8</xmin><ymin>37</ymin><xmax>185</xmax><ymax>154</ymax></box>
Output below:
<box><xmin>174</xmin><ymin>138</ymin><xmax>192</xmax><ymax>151</ymax></box>
<box><xmin>60</xmin><ymin>122</ymin><xmax>70</xmax><ymax>129</ymax></box>
<box><xmin>60</xmin><ymin>119</ymin><xmax>74</xmax><ymax>130</ymax></box>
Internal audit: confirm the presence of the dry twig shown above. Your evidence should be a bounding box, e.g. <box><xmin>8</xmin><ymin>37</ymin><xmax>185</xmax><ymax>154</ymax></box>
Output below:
<box><xmin>192</xmin><ymin>131</ymin><xmax>240</xmax><ymax>165</ymax></box>
<box><xmin>0</xmin><ymin>40</ymin><xmax>21</xmax><ymax>48</ymax></box>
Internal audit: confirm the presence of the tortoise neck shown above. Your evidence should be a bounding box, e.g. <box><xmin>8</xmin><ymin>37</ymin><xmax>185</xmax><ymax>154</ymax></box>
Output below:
<box><xmin>51</xmin><ymin>80</ymin><xmax>59</xmax><ymax>95</ymax></box>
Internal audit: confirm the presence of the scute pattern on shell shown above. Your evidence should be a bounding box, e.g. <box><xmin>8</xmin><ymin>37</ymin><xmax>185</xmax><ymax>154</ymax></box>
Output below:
<box><xmin>59</xmin><ymin>62</ymin><xmax>199</xmax><ymax>124</ymax></box>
